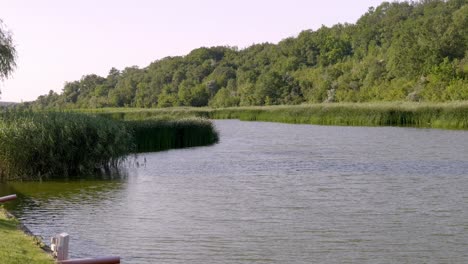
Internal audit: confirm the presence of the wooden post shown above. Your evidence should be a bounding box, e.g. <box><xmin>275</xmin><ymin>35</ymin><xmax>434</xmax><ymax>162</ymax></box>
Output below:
<box><xmin>51</xmin><ymin>233</ymin><xmax>120</xmax><ymax>264</ymax></box>
<box><xmin>55</xmin><ymin>233</ymin><xmax>70</xmax><ymax>261</ymax></box>
<box><xmin>0</xmin><ymin>194</ymin><xmax>17</xmax><ymax>203</ymax></box>
<box><xmin>58</xmin><ymin>256</ymin><xmax>120</xmax><ymax>264</ymax></box>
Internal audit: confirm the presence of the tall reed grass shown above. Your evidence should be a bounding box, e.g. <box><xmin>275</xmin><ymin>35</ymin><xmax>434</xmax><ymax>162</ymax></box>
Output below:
<box><xmin>209</xmin><ymin>103</ymin><xmax>468</xmax><ymax>129</ymax></box>
<box><xmin>0</xmin><ymin>111</ymin><xmax>133</xmax><ymax>181</ymax></box>
<box><xmin>0</xmin><ymin>110</ymin><xmax>220</xmax><ymax>181</ymax></box>
<box><xmin>125</xmin><ymin>118</ymin><xmax>219</xmax><ymax>153</ymax></box>
<box><xmin>84</xmin><ymin>102</ymin><xmax>468</xmax><ymax>129</ymax></box>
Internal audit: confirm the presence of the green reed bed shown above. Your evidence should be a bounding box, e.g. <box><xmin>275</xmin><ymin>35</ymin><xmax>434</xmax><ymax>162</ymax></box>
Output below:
<box><xmin>0</xmin><ymin>110</ymin><xmax>220</xmax><ymax>181</ymax></box>
<box><xmin>210</xmin><ymin>104</ymin><xmax>420</xmax><ymax>126</ymax></box>
<box><xmin>0</xmin><ymin>111</ymin><xmax>133</xmax><ymax>181</ymax></box>
<box><xmin>82</xmin><ymin>107</ymin><xmax>211</xmax><ymax>121</ymax></box>
<box><xmin>125</xmin><ymin>118</ymin><xmax>219</xmax><ymax>153</ymax></box>
<box><xmin>84</xmin><ymin>102</ymin><xmax>468</xmax><ymax>130</ymax></box>
<box><xmin>209</xmin><ymin>103</ymin><xmax>468</xmax><ymax>129</ymax></box>
<box><xmin>219</xmin><ymin>103</ymin><xmax>468</xmax><ymax>129</ymax></box>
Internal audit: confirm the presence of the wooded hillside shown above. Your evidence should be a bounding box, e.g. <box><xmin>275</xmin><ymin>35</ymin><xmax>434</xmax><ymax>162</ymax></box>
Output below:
<box><xmin>30</xmin><ymin>0</ymin><xmax>468</xmax><ymax>109</ymax></box>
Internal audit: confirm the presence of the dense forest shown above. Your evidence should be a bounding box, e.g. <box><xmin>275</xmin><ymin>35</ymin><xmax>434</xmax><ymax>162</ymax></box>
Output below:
<box><xmin>29</xmin><ymin>0</ymin><xmax>467</xmax><ymax>110</ymax></box>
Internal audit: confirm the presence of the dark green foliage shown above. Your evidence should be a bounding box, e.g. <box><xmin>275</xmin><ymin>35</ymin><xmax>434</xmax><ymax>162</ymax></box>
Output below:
<box><xmin>0</xmin><ymin>111</ymin><xmax>134</xmax><ymax>181</ymax></box>
<box><xmin>0</xmin><ymin>19</ymin><xmax>16</xmax><ymax>81</ymax></box>
<box><xmin>27</xmin><ymin>0</ymin><xmax>467</xmax><ymax>110</ymax></box>
<box><xmin>125</xmin><ymin>118</ymin><xmax>219</xmax><ymax>153</ymax></box>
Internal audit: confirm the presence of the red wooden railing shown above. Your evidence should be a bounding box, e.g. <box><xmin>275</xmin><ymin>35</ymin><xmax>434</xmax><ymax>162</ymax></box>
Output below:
<box><xmin>58</xmin><ymin>256</ymin><xmax>120</xmax><ymax>264</ymax></box>
<box><xmin>0</xmin><ymin>194</ymin><xmax>17</xmax><ymax>203</ymax></box>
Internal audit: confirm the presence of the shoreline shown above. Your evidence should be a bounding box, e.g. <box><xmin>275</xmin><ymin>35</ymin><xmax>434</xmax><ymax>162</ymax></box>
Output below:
<box><xmin>3</xmin><ymin>208</ymin><xmax>53</xmax><ymax>253</ymax></box>
<box><xmin>80</xmin><ymin>102</ymin><xmax>468</xmax><ymax>130</ymax></box>
<box><xmin>0</xmin><ymin>207</ymin><xmax>54</xmax><ymax>263</ymax></box>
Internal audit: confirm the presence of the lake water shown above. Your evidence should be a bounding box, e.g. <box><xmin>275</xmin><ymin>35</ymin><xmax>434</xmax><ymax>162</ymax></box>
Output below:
<box><xmin>2</xmin><ymin>120</ymin><xmax>468</xmax><ymax>263</ymax></box>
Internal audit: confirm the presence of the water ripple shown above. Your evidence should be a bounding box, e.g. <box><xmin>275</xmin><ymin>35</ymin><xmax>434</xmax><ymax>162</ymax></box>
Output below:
<box><xmin>3</xmin><ymin>120</ymin><xmax>468</xmax><ymax>263</ymax></box>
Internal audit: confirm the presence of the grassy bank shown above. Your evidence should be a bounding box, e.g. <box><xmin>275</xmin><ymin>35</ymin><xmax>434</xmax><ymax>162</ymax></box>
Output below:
<box><xmin>81</xmin><ymin>102</ymin><xmax>468</xmax><ymax>130</ymax></box>
<box><xmin>0</xmin><ymin>207</ymin><xmax>53</xmax><ymax>264</ymax></box>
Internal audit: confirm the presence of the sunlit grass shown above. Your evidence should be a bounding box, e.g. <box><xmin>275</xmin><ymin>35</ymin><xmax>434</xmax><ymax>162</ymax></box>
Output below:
<box><xmin>0</xmin><ymin>208</ymin><xmax>53</xmax><ymax>264</ymax></box>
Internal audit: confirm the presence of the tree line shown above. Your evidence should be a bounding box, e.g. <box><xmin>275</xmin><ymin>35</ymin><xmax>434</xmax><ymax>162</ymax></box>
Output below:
<box><xmin>28</xmin><ymin>0</ymin><xmax>468</xmax><ymax>110</ymax></box>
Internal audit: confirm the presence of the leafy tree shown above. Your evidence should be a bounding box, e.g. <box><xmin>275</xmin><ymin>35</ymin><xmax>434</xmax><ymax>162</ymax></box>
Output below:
<box><xmin>209</xmin><ymin>87</ymin><xmax>240</xmax><ymax>108</ymax></box>
<box><xmin>0</xmin><ymin>19</ymin><xmax>16</xmax><ymax>85</ymax></box>
<box><xmin>189</xmin><ymin>84</ymin><xmax>209</xmax><ymax>107</ymax></box>
<box><xmin>63</xmin><ymin>81</ymin><xmax>81</xmax><ymax>104</ymax></box>
<box><xmin>157</xmin><ymin>91</ymin><xmax>177</xmax><ymax>107</ymax></box>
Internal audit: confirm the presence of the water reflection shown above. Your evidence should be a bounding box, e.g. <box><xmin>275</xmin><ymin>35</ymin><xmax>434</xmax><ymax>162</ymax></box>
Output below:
<box><xmin>3</xmin><ymin>120</ymin><xmax>468</xmax><ymax>263</ymax></box>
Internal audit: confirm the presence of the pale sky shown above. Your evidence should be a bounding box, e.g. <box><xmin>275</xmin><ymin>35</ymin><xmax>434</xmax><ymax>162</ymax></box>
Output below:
<box><xmin>0</xmin><ymin>0</ymin><xmax>388</xmax><ymax>102</ymax></box>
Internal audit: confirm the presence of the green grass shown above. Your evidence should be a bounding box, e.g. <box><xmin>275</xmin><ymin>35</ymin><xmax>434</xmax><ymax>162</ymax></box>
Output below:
<box><xmin>0</xmin><ymin>207</ymin><xmax>53</xmax><ymax>264</ymax></box>
<box><xmin>81</xmin><ymin>101</ymin><xmax>468</xmax><ymax>130</ymax></box>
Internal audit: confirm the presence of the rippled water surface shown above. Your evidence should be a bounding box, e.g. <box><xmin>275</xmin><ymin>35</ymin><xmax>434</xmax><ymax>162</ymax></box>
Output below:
<box><xmin>3</xmin><ymin>120</ymin><xmax>468</xmax><ymax>263</ymax></box>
